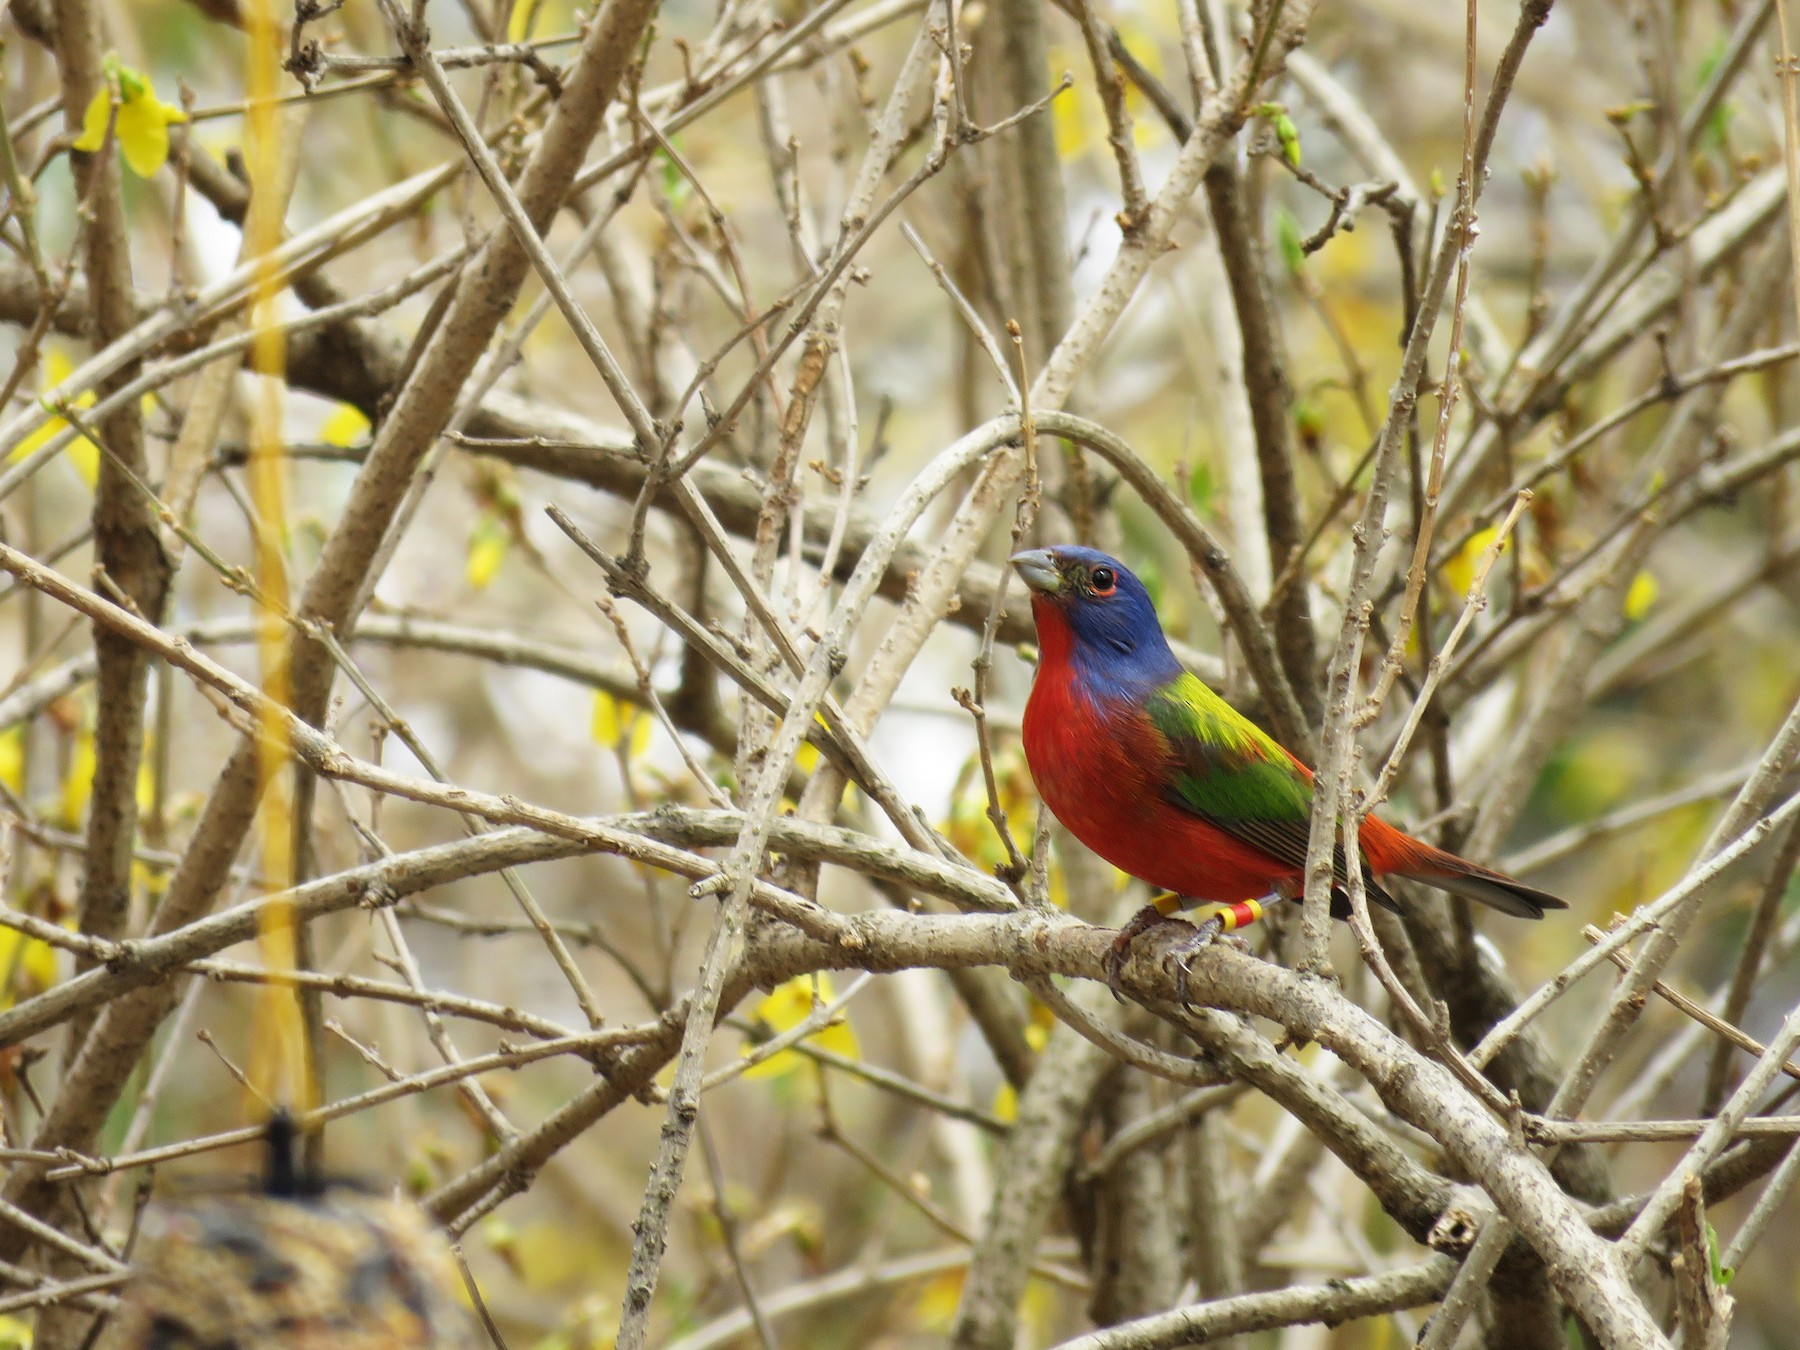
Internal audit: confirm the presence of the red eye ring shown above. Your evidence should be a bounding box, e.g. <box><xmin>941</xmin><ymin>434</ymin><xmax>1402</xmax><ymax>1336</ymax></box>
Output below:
<box><xmin>1089</xmin><ymin>566</ymin><xmax>1116</xmax><ymax>595</ymax></box>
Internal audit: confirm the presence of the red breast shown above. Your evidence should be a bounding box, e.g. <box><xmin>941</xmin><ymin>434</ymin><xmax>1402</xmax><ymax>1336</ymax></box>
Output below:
<box><xmin>1022</xmin><ymin>602</ymin><xmax>1306</xmax><ymax>903</ymax></box>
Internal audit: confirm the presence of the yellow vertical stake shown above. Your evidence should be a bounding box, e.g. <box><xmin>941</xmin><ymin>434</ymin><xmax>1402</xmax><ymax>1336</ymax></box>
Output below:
<box><xmin>1776</xmin><ymin>0</ymin><xmax>1800</xmax><ymax>342</ymax></box>
<box><xmin>243</xmin><ymin>0</ymin><xmax>310</xmax><ymax>1119</ymax></box>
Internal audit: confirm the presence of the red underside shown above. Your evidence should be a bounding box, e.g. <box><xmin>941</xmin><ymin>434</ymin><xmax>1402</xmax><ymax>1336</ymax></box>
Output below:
<box><xmin>1022</xmin><ymin>597</ymin><xmax>1431</xmax><ymax>901</ymax></box>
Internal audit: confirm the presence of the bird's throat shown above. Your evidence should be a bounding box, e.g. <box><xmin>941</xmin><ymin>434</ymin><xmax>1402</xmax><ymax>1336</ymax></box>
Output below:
<box><xmin>1029</xmin><ymin>593</ymin><xmax>1076</xmax><ymax>672</ymax></box>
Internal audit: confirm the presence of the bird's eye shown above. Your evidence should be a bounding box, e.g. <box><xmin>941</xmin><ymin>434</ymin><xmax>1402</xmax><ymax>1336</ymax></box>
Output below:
<box><xmin>1089</xmin><ymin>566</ymin><xmax>1116</xmax><ymax>595</ymax></box>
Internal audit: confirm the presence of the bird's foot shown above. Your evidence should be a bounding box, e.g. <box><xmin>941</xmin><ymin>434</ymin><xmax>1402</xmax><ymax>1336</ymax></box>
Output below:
<box><xmin>1106</xmin><ymin>903</ymin><xmax>1187</xmax><ymax>1003</ymax></box>
<box><xmin>1170</xmin><ymin>916</ymin><xmax>1224</xmax><ymax>1010</ymax></box>
<box><xmin>1107</xmin><ymin>898</ymin><xmax>1267</xmax><ymax>1007</ymax></box>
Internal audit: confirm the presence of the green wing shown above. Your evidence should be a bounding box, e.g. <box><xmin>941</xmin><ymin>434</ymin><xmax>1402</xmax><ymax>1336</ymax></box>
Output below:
<box><xmin>1145</xmin><ymin>674</ymin><xmax>1312</xmax><ymax>861</ymax></box>
<box><xmin>1145</xmin><ymin>674</ymin><xmax>1395</xmax><ymax>908</ymax></box>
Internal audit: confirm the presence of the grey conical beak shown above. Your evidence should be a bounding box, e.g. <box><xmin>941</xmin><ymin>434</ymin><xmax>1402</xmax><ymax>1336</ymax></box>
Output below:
<box><xmin>1010</xmin><ymin>549</ymin><xmax>1063</xmax><ymax>595</ymax></box>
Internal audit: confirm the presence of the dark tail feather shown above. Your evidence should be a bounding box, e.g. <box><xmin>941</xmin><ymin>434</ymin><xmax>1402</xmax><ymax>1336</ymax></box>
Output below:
<box><xmin>1324</xmin><ymin>869</ymin><xmax>1403</xmax><ymax>919</ymax></box>
<box><xmin>1398</xmin><ymin>852</ymin><xmax>1567</xmax><ymax>920</ymax></box>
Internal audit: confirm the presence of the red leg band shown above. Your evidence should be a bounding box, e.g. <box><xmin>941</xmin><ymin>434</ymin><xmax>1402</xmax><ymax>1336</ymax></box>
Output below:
<box><xmin>1218</xmin><ymin>899</ymin><xmax>1264</xmax><ymax>933</ymax></box>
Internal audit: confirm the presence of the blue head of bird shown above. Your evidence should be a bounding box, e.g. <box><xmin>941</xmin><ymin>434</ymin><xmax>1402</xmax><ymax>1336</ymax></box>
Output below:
<box><xmin>1010</xmin><ymin>546</ymin><xmax>1182</xmax><ymax>696</ymax></box>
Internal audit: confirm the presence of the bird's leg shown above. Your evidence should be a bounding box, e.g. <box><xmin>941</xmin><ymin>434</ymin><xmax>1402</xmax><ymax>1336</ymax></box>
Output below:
<box><xmin>1170</xmin><ymin>898</ymin><xmax>1265</xmax><ymax>1008</ymax></box>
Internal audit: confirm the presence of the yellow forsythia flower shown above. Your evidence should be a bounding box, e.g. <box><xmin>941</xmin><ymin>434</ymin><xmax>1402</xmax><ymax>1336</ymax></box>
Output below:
<box><xmin>1442</xmin><ymin>526</ymin><xmax>1503</xmax><ymax>599</ymax></box>
<box><xmin>507</xmin><ymin>0</ymin><xmax>541</xmax><ymax>40</ymax></box>
<box><xmin>1623</xmin><ymin>570</ymin><xmax>1658</xmax><ymax>621</ymax></box>
<box><xmin>465</xmin><ymin>513</ymin><xmax>509</xmax><ymax>590</ymax></box>
<box><xmin>0</xmin><ymin>728</ymin><xmax>21</xmax><ymax>794</ymax></box>
<box><xmin>590</xmin><ymin>690</ymin><xmax>653</xmax><ymax>759</ymax></box>
<box><xmin>943</xmin><ymin>743</ymin><xmax>1066</xmax><ymax>905</ymax></box>
<box><xmin>793</xmin><ymin>711</ymin><xmax>832</xmax><ymax>777</ymax></box>
<box><xmin>73</xmin><ymin>57</ymin><xmax>186</xmax><ymax>178</ymax></box>
<box><xmin>911</xmin><ymin>1268</ymin><xmax>965</xmax><ymax>1333</ymax></box>
<box><xmin>464</xmin><ymin>462</ymin><xmax>526</xmax><ymax>591</ymax></box>
<box><xmin>9</xmin><ymin>350</ymin><xmax>98</xmax><ymax>488</ymax></box>
<box><xmin>534</xmin><ymin>1294</ymin><xmax>613</xmax><ymax>1350</ymax></box>
<box><xmin>59</xmin><ymin>729</ymin><xmax>95</xmax><ymax>829</ymax></box>
<box><xmin>990</xmin><ymin>1015</ymin><xmax>1052</xmax><ymax>1123</ymax></box>
<box><xmin>0</xmin><ymin>927</ymin><xmax>58</xmax><ymax>1010</ymax></box>
<box><xmin>1048</xmin><ymin>26</ymin><xmax>1163</xmax><ymax>161</ymax></box>
<box><xmin>320</xmin><ymin>403</ymin><xmax>372</xmax><ymax>447</ymax></box>
<box><xmin>507</xmin><ymin>0</ymin><xmax>577</xmax><ymax>42</ymax></box>
<box><xmin>1050</xmin><ymin>50</ymin><xmax>1089</xmax><ymax>160</ymax></box>
<box><xmin>742</xmin><ymin>973</ymin><xmax>859</xmax><ymax>1079</ymax></box>
<box><xmin>59</xmin><ymin>726</ymin><xmax>154</xmax><ymax>828</ymax></box>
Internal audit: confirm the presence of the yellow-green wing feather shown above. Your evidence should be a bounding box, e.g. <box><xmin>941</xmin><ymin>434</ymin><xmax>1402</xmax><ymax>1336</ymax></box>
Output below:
<box><xmin>1144</xmin><ymin>674</ymin><xmax>1395</xmax><ymax>907</ymax></box>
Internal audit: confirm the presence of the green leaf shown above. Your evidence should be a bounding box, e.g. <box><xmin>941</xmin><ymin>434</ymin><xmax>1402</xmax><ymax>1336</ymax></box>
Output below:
<box><xmin>1136</xmin><ymin>560</ymin><xmax>1164</xmax><ymax>610</ymax></box>
<box><xmin>1188</xmin><ymin>459</ymin><xmax>1215</xmax><ymax>511</ymax></box>
<box><xmin>1706</xmin><ymin>1220</ymin><xmax>1735</xmax><ymax>1286</ymax></box>
<box><xmin>1694</xmin><ymin>35</ymin><xmax>1733</xmax><ymax>151</ymax></box>
<box><xmin>658</xmin><ymin>146</ymin><xmax>692</xmax><ymax>209</ymax></box>
<box><xmin>1273</xmin><ymin>111</ymin><xmax>1301</xmax><ymax>168</ymax></box>
<box><xmin>1292</xmin><ymin>394</ymin><xmax>1324</xmax><ymax>449</ymax></box>
<box><xmin>1275</xmin><ymin>207</ymin><xmax>1304</xmax><ymax>275</ymax></box>
<box><xmin>1251</xmin><ymin>101</ymin><xmax>1300</xmax><ymax>167</ymax></box>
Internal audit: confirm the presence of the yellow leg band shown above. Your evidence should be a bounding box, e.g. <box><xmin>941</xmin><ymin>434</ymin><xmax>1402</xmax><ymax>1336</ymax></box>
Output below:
<box><xmin>1151</xmin><ymin>891</ymin><xmax>1184</xmax><ymax>917</ymax></box>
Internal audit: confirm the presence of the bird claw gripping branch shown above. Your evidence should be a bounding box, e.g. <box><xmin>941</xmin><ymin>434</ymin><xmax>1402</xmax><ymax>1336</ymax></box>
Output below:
<box><xmin>1104</xmin><ymin>893</ymin><xmax>1262</xmax><ymax>1007</ymax></box>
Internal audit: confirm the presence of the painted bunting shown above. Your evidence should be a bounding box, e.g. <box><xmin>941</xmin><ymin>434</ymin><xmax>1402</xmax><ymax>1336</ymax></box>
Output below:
<box><xmin>1010</xmin><ymin>545</ymin><xmax>1564</xmax><ymax>996</ymax></box>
